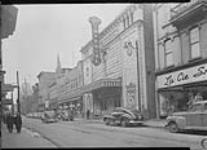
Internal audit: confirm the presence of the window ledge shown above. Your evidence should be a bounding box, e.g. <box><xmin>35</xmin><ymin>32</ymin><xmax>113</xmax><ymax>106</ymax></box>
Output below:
<box><xmin>165</xmin><ymin>64</ymin><xmax>175</xmax><ymax>70</ymax></box>
<box><xmin>189</xmin><ymin>56</ymin><xmax>202</xmax><ymax>63</ymax></box>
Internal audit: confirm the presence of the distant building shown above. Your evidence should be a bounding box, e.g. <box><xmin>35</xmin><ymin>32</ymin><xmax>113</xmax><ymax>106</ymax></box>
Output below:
<box><xmin>153</xmin><ymin>1</ymin><xmax>207</xmax><ymax>118</ymax></box>
<box><xmin>37</xmin><ymin>71</ymin><xmax>56</xmax><ymax>106</ymax></box>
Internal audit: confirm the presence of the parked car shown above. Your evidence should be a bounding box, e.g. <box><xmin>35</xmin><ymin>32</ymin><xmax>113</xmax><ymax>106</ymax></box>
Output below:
<box><xmin>165</xmin><ymin>100</ymin><xmax>207</xmax><ymax>133</ymax></box>
<box><xmin>58</xmin><ymin>109</ymin><xmax>74</xmax><ymax>121</ymax></box>
<box><xmin>103</xmin><ymin>107</ymin><xmax>144</xmax><ymax>127</ymax></box>
<box><xmin>41</xmin><ymin>110</ymin><xmax>58</xmax><ymax>123</ymax></box>
<box><xmin>201</xmin><ymin>137</ymin><xmax>207</xmax><ymax>149</ymax></box>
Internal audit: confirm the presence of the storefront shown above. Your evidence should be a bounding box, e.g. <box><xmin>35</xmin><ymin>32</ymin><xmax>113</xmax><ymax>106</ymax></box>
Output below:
<box><xmin>156</xmin><ymin>63</ymin><xmax>207</xmax><ymax>118</ymax></box>
<box><xmin>57</xmin><ymin>88</ymin><xmax>84</xmax><ymax>118</ymax></box>
<box><xmin>82</xmin><ymin>78</ymin><xmax>122</xmax><ymax>119</ymax></box>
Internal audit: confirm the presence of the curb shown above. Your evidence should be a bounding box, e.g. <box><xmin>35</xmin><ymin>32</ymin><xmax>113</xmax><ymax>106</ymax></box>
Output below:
<box><xmin>23</xmin><ymin>125</ymin><xmax>60</xmax><ymax>147</ymax></box>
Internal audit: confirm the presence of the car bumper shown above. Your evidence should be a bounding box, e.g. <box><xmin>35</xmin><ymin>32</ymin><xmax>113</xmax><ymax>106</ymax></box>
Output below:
<box><xmin>129</xmin><ymin>120</ymin><xmax>144</xmax><ymax>125</ymax></box>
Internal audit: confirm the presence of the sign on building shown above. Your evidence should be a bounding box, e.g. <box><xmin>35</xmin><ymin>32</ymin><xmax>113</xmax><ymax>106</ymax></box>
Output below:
<box><xmin>89</xmin><ymin>16</ymin><xmax>102</xmax><ymax>66</ymax></box>
<box><xmin>157</xmin><ymin>63</ymin><xmax>207</xmax><ymax>89</ymax></box>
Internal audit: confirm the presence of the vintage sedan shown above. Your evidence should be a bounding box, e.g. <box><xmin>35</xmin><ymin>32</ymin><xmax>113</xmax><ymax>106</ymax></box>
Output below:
<box><xmin>103</xmin><ymin>107</ymin><xmax>144</xmax><ymax>127</ymax></box>
<box><xmin>166</xmin><ymin>100</ymin><xmax>207</xmax><ymax>133</ymax></box>
<box><xmin>41</xmin><ymin>110</ymin><xmax>58</xmax><ymax>123</ymax></box>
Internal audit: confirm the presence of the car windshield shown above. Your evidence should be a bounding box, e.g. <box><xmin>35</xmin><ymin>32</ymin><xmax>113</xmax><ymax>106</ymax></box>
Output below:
<box><xmin>131</xmin><ymin>109</ymin><xmax>140</xmax><ymax>114</ymax></box>
<box><xmin>190</xmin><ymin>104</ymin><xmax>203</xmax><ymax>112</ymax></box>
<box><xmin>45</xmin><ymin>110</ymin><xmax>56</xmax><ymax>117</ymax></box>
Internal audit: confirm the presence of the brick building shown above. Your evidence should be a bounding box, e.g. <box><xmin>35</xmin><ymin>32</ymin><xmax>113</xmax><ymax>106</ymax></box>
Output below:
<box><xmin>153</xmin><ymin>0</ymin><xmax>207</xmax><ymax>118</ymax></box>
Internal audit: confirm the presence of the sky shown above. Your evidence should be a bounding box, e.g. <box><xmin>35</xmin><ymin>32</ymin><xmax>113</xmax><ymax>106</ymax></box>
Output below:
<box><xmin>2</xmin><ymin>4</ymin><xmax>130</xmax><ymax>87</ymax></box>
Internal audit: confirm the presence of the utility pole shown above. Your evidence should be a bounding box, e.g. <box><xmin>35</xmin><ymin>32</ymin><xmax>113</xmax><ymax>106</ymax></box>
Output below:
<box><xmin>135</xmin><ymin>41</ymin><xmax>141</xmax><ymax>112</ymax></box>
<box><xmin>16</xmin><ymin>71</ymin><xmax>21</xmax><ymax>114</ymax></box>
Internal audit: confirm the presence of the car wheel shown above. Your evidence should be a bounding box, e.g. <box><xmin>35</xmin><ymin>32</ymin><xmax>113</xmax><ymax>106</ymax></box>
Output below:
<box><xmin>105</xmin><ymin>118</ymin><xmax>110</xmax><ymax>125</ymax></box>
<box><xmin>168</xmin><ymin>122</ymin><xmax>179</xmax><ymax>133</ymax></box>
<box><xmin>121</xmin><ymin>119</ymin><xmax>129</xmax><ymax>127</ymax></box>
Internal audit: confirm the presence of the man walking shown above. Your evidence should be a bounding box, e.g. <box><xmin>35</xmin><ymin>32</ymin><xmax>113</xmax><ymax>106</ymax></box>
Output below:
<box><xmin>13</xmin><ymin>112</ymin><xmax>22</xmax><ymax>133</ymax></box>
<box><xmin>6</xmin><ymin>112</ymin><xmax>14</xmax><ymax>133</ymax></box>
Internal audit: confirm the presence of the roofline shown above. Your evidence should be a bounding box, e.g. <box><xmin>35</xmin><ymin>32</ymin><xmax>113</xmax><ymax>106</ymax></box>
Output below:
<box><xmin>80</xmin><ymin>4</ymin><xmax>141</xmax><ymax>54</ymax></box>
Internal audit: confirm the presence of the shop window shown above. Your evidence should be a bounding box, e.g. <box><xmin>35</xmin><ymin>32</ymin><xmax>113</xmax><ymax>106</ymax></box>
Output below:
<box><xmin>164</xmin><ymin>39</ymin><xmax>173</xmax><ymax>67</ymax></box>
<box><xmin>190</xmin><ymin>27</ymin><xmax>200</xmax><ymax>59</ymax></box>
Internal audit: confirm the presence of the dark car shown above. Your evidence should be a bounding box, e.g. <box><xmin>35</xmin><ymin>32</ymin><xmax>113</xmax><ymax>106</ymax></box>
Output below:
<box><xmin>165</xmin><ymin>100</ymin><xmax>207</xmax><ymax>133</ymax></box>
<box><xmin>103</xmin><ymin>107</ymin><xmax>144</xmax><ymax>127</ymax></box>
<box><xmin>41</xmin><ymin>110</ymin><xmax>58</xmax><ymax>123</ymax></box>
<box><xmin>58</xmin><ymin>110</ymin><xmax>74</xmax><ymax>121</ymax></box>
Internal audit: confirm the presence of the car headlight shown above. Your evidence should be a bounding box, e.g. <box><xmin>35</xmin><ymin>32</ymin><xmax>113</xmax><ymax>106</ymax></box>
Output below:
<box><xmin>138</xmin><ymin>115</ymin><xmax>142</xmax><ymax>120</ymax></box>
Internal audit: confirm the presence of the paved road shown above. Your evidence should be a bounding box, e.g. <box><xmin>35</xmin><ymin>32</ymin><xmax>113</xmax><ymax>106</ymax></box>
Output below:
<box><xmin>19</xmin><ymin>117</ymin><xmax>205</xmax><ymax>149</ymax></box>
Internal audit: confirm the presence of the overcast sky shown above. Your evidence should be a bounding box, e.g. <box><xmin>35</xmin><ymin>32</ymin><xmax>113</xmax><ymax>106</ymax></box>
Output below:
<box><xmin>2</xmin><ymin>4</ymin><xmax>130</xmax><ymax>86</ymax></box>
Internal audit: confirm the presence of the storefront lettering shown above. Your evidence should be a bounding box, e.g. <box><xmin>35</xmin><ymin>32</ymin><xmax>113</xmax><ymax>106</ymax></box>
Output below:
<box><xmin>193</xmin><ymin>66</ymin><xmax>207</xmax><ymax>78</ymax></box>
<box><xmin>177</xmin><ymin>72</ymin><xmax>189</xmax><ymax>82</ymax></box>
<box><xmin>158</xmin><ymin>64</ymin><xmax>207</xmax><ymax>88</ymax></box>
<box><xmin>164</xmin><ymin>75</ymin><xmax>174</xmax><ymax>86</ymax></box>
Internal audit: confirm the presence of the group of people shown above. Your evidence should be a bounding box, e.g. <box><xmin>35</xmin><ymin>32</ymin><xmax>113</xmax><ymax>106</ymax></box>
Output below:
<box><xmin>3</xmin><ymin>112</ymin><xmax>22</xmax><ymax>133</ymax></box>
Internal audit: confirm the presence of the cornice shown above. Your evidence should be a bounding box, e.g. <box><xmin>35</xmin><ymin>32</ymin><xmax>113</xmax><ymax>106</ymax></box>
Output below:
<box><xmin>80</xmin><ymin>4</ymin><xmax>141</xmax><ymax>54</ymax></box>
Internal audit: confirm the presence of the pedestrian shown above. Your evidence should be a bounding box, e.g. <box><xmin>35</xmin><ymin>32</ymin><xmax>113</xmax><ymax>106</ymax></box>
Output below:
<box><xmin>6</xmin><ymin>112</ymin><xmax>14</xmax><ymax>133</ymax></box>
<box><xmin>14</xmin><ymin>112</ymin><xmax>22</xmax><ymax>133</ymax></box>
<box><xmin>86</xmin><ymin>109</ymin><xmax>90</xmax><ymax>120</ymax></box>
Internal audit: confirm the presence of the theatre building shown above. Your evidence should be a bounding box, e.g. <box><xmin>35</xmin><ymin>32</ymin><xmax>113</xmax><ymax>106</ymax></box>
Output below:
<box><xmin>153</xmin><ymin>1</ymin><xmax>207</xmax><ymax>118</ymax></box>
<box><xmin>80</xmin><ymin>4</ymin><xmax>156</xmax><ymax>119</ymax></box>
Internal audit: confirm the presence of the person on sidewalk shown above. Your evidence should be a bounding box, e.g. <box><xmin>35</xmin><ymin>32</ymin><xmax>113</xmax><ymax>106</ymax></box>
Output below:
<box><xmin>13</xmin><ymin>112</ymin><xmax>22</xmax><ymax>133</ymax></box>
<box><xmin>6</xmin><ymin>112</ymin><xmax>14</xmax><ymax>133</ymax></box>
<box><xmin>86</xmin><ymin>109</ymin><xmax>90</xmax><ymax>120</ymax></box>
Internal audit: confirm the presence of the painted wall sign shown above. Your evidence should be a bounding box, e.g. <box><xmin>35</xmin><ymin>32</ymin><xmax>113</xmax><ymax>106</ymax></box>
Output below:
<box><xmin>126</xmin><ymin>82</ymin><xmax>136</xmax><ymax>109</ymax></box>
<box><xmin>157</xmin><ymin>63</ymin><xmax>207</xmax><ymax>89</ymax></box>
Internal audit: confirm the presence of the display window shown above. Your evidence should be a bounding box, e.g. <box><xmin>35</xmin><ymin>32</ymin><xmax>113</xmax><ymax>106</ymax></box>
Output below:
<box><xmin>158</xmin><ymin>85</ymin><xmax>207</xmax><ymax>118</ymax></box>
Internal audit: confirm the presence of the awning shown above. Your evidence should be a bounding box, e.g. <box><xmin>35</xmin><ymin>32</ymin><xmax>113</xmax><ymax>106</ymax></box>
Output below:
<box><xmin>81</xmin><ymin>78</ymin><xmax>122</xmax><ymax>93</ymax></box>
<box><xmin>56</xmin><ymin>78</ymin><xmax>121</xmax><ymax>104</ymax></box>
<box><xmin>2</xmin><ymin>84</ymin><xmax>18</xmax><ymax>92</ymax></box>
<box><xmin>58</xmin><ymin>96</ymin><xmax>81</xmax><ymax>104</ymax></box>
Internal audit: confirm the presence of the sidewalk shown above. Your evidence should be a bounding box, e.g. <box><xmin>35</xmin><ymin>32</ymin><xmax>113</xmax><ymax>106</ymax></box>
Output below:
<box><xmin>1</xmin><ymin>123</ymin><xmax>56</xmax><ymax>148</ymax></box>
<box><xmin>143</xmin><ymin>119</ymin><xmax>167</xmax><ymax>128</ymax></box>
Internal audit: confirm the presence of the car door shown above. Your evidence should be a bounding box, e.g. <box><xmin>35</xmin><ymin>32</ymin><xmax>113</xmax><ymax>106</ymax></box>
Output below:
<box><xmin>201</xmin><ymin>103</ymin><xmax>207</xmax><ymax>128</ymax></box>
<box><xmin>185</xmin><ymin>104</ymin><xmax>203</xmax><ymax>128</ymax></box>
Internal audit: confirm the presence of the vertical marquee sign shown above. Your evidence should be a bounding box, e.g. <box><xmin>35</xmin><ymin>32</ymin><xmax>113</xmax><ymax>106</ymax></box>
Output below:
<box><xmin>89</xmin><ymin>16</ymin><xmax>102</xmax><ymax>66</ymax></box>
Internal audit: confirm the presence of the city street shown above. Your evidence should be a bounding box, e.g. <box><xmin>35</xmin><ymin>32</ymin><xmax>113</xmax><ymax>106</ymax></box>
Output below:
<box><xmin>1</xmin><ymin>3</ymin><xmax>207</xmax><ymax>150</ymax></box>
<box><xmin>2</xmin><ymin>116</ymin><xmax>204</xmax><ymax>149</ymax></box>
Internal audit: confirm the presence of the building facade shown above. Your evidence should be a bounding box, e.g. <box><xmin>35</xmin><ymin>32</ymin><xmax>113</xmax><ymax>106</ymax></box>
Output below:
<box><xmin>80</xmin><ymin>4</ymin><xmax>156</xmax><ymax>119</ymax></box>
<box><xmin>1</xmin><ymin>5</ymin><xmax>18</xmax><ymax>112</ymax></box>
<box><xmin>37</xmin><ymin>71</ymin><xmax>56</xmax><ymax>107</ymax></box>
<box><xmin>153</xmin><ymin>0</ymin><xmax>207</xmax><ymax>118</ymax></box>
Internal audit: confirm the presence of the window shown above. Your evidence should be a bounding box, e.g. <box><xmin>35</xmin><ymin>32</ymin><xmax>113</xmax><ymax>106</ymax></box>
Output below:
<box><xmin>123</xmin><ymin>19</ymin><xmax>126</xmax><ymax>29</ymax></box>
<box><xmin>164</xmin><ymin>39</ymin><xmax>173</xmax><ymax>67</ymax></box>
<box><xmin>130</xmin><ymin>12</ymin><xmax>133</xmax><ymax>24</ymax></box>
<box><xmin>126</xmin><ymin>15</ymin><xmax>130</xmax><ymax>27</ymax></box>
<box><xmin>190</xmin><ymin>27</ymin><xmax>200</xmax><ymax>59</ymax></box>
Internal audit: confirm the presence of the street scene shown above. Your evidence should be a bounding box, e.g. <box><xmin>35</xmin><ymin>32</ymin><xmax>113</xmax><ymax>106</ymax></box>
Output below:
<box><xmin>1</xmin><ymin>1</ymin><xmax>207</xmax><ymax>149</ymax></box>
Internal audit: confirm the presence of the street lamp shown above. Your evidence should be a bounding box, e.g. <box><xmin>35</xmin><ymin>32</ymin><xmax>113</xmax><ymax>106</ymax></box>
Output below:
<box><xmin>124</xmin><ymin>41</ymin><xmax>141</xmax><ymax>112</ymax></box>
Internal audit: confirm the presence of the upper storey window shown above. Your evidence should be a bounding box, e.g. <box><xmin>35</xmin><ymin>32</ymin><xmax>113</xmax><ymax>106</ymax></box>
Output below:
<box><xmin>190</xmin><ymin>27</ymin><xmax>200</xmax><ymax>59</ymax></box>
<box><xmin>164</xmin><ymin>39</ymin><xmax>173</xmax><ymax>67</ymax></box>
